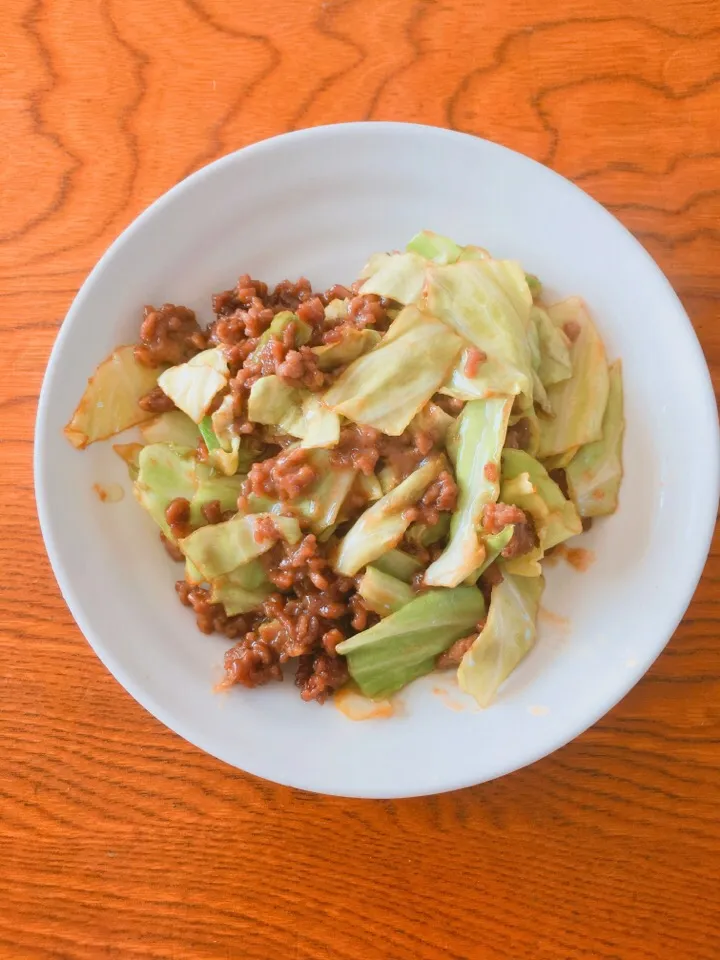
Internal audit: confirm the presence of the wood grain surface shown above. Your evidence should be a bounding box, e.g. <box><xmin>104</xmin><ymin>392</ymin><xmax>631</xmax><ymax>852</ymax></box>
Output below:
<box><xmin>1</xmin><ymin>1</ymin><xmax>719</xmax><ymax>957</ymax></box>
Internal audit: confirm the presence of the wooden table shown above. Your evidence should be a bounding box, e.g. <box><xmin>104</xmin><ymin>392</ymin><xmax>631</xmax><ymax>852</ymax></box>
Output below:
<box><xmin>2</xmin><ymin>1</ymin><xmax>719</xmax><ymax>957</ymax></box>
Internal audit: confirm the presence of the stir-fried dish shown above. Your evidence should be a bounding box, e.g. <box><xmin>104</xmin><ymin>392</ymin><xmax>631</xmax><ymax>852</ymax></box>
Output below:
<box><xmin>65</xmin><ymin>232</ymin><xmax>624</xmax><ymax>707</ymax></box>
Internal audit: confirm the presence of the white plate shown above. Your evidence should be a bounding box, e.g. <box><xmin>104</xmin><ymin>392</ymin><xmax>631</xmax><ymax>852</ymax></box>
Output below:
<box><xmin>35</xmin><ymin>123</ymin><xmax>719</xmax><ymax>798</ymax></box>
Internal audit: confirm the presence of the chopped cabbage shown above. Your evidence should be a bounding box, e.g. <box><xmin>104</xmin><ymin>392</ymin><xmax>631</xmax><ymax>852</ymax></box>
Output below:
<box><xmin>64</xmin><ymin>345</ymin><xmax>163</xmax><ymax>448</ymax></box>
<box><xmin>337</xmin><ymin>586</ymin><xmax>485</xmax><ymax>699</ymax></box>
<box><xmin>157</xmin><ymin>348</ymin><xmax>229</xmax><ymax>423</ymax></box>
<box><xmin>537</xmin><ymin>298</ymin><xmax>610</xmax><ymax>459</ymax></box>
<box><xmin>565</xmin><ymin>359</ymin><xmax>624</xmax><ymax>517</ymax></box>
<box><xmin>425</xmin><ymin>398</ymin><xmax>512</xmax><ymax>587</ymax></box>
<box><xmin>458</xmin><ymin>573</ymin><xmax>544</xmax><ymax>706</ymax></box>
<box><xmin>323</xmin><ymin>305</ymin><xmax>463</xmax><ymax>435</ymax></box>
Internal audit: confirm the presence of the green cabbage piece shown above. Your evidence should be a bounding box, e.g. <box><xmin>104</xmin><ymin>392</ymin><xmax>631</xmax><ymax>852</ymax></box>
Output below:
<box><xmin>404</xmin><ymin>513</ymin><xmax>450</xmax><ymax>548</ymax></box>
<box><xmin>425</xmin><ymin>398</ymin><xmax>512</xmax><ymax>587</ymax></box>
<box><xmin>357</xmin><ymin>566</ymin><xmax>415</xmax><ymax>618</ymax></box>
<box><xmin>358</xmin><ymin>251</ymin><xmax>427</xmax><ymax>303</ymax></box>
<box><xmin>334</xmin><ymin>455</ymin><xmax>444</xmax><ymax>576</ymax></box>
<box><xmin>427</xmin><ymin>258</ymin><xmax>534</xmax><ymax>401</ymax></box>
<box><xmin>133</xmin><ymin>443</ymin><xmax>244</xmax><ymax>537</ymax></box>
<box><xmin>532</xmin><ymin>305</ymin><xmax>572</xmax><ymax>387</ymax></box>
<box><xmin>64</xmin><ymin>345</ymin><xmax>163</xmax><ymax>448</ymax></box>
<box><xmin>409</xmin><ymin>401</ymin><xmax>455</xmax><ymax>446</ymax></box>
<box><xmin>140</xmin><ymin>410</ymin><xmax>200</xmax><ymax>447</ymax></box>
<box><xmin>526</xmin><ymin>273</ymin><xmax>542</xmax><ymax>299</ymax></box>
<box><xmin>406</xmin><ymin>230</ymin><xmax>462</xmax><ymax>264</ymax></box>
<box><xmin>134</xmin><ymin>444</ymin><xmax>199</xmax><ymax>537</ymax></box>
<box><xmin>210</xmin><ymin>560</ymin><xmax>273</xmax><ymax>615</ymax></box>
<box><xmin>337</xmin><ymin>586</ymin><xmax>486</xmax><ymax>699</ymax></box>
<box><xmin>565</xmin><ymin>359</ymin><xmax>624</xmax><ymax>517</ymax></box>
<box><xmin>458</xmin><ymin>573</ymin><xmax>544</xmax><ymax>707</ymax></box>
<box><xmin>248</xmin><ymin>376</ymin><xmax>340</xmax><ymax>448</ymax></box>
<box><xmin>311</xmin><ymin>329</ymin><xmax>380</xmax><ymax>371</ymax></box>
<box><xmin>113</xmin><ymin>442</ymin><xmax>144</xmax><ymax>481</ymax></box>
<box><xmin>536</xmin><ymin>298</ymin><xmax>610</xmax><ymax>459</ymax></box>
<box><xmin>465</xmin><ymin>525</ymin><xmax>515</xmax><ymax>583</ymax></box>
<box><xmin>179</xmin><ymin>513</ymin><xmax>301</xmax><ymax>580</ymax></box>
<box><xmin>323</xmin><ymin>305</ymin><xmax>463</xmax><ymax>436</ymax></box>
<box><xmin>372</xmin><ymin>549</ymin><xmax>423</xmax><ymax>583</ymax></box>
<box><xmin>501</xmin><ymin>448</ymin><xmax>582</xmax><ymax>562</ymax></box>
<box><xmin>157</xmin><ymin>348</ymin><xmax>229</xmax><ymax>423</ymax></box>
<box><xmin>541</xmin><ymin>448</ymin><xmax>579</xmax><ymax>472</ymax></box>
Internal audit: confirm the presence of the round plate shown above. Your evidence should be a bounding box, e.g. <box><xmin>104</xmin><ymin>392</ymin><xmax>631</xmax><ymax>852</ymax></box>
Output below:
<box><xmin>35</xmin><ymin>123</ymin><xmax>719</xmax><ymax>798</ymax></box>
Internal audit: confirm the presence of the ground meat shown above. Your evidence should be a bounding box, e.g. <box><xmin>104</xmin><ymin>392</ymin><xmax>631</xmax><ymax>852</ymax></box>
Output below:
<box><xmin>275</xmin><ymin>345</ymin><xmax>325</xmax><ymax>390</ymax></box>
<box><xmin>347</xmin><ymin>293</ymin><xmax>392</xmax><ymax>330</ymax></box>
<box><xmin>549</xmin><ymin>468</ymin><xmax>570</xmax><ymax>498</ymax></box>
<box><xmin>138</xmin><ymin>385</ymin><xmax>176</xmax><ymax>413</ymax></box>
<box><xmin>483</xmin><ymin>502</ymin><xmax>527</xmax><ymax>534</ymax></box>
<box><xmin>404</xmin><ymin>470</ymin><xmax>458</xmax><ymax>526</ymax></box>
<box><xmin>436</xmin><ymin>632</ymin><xmax>479</xmax><ymax>669</ymax></box>
<box><xmin>242</xmin><ymin>447</ymin><xmax>317</xmax><ymax>502</ymax></box>
<box><xmin>484</xmin><ymin>462</ymin><xmax>498</xmax><ymax>483</ymax></box>
<box><xmin>212</xmin><ymin>274</ymin><xmax>270</xmax><ymax>317</ymax></box>
<box><xmin>478</xmin><ymin>563</ymin><xmax>503</xmax><ymax>605</ymax></box>
<box><xmin>253</xmin><ymin>515</ymin><xmax>285</xmax><ymax>544</ymax></box>
<box><xmin>431</xmin><ymin>393</ymin><xmax>465</xmax><ymax>416</ymax></box>
<box><xmin>331</xmin><ymin>424</ymin><xmax>382</xmax><ymax>475</ymax></box>
<box><xmin>501</xmin><ymin>517</ymin><xmax>538</xmax><ymax>559</ymax></box>
<box><xmin>134</xmin><ymin>304</ymin><xmax>206</xmax><ymax>367</ymax></box>
<box><xmin>296</xmin><ymin>296</ymin><xmax>326</xmax><ymax>328</ymax></box>
<box><xmin>165</xmin><ymin>497</ymin><xmax>192</xmax><ymax>540</ymax></box>
<box><xmin>212</xmin><ymin>535</ymin><xmax>371</xmax><ymax>699</ymax></box>
<box><xmin>504</xmin><ymin>417</ymin><xmax>532</xmax><ymax>451</ymax></box>
<box><xmin>176</xmin><ymin>582</ymin><xmax>249</xmax><ymax>639</ymax></box>
<box><xmin>563</xmin><ymin>320</ymin><xmax>581</xmax><ymax>342</ymax></box>
<box><xmin>201</xmin><ymin>500</ymin><xmax>223</xmax><ymax>525</ymax></box>
<box><xmin>222</xmin><ymin>631</ymin><xmax>284</xmax><ymax>688</ymax></box>
<box><xmin>320</xmin><ymin>284</ymin><xmax>352</xmax><ymax>304</ymax></box>
<box><xmin>295</xmin><ymin>652</ymin><xmax>349</xmax><ymax>703</ymax></box>
<box><xmin>269</xmin><ymin>278</ymin><xmax>314</xmax><ymax>311</ymax></box>
<box><xmin>464</xmin><ymin>347</ymin><xmax>486</xmax><ymax>378</ymax></box>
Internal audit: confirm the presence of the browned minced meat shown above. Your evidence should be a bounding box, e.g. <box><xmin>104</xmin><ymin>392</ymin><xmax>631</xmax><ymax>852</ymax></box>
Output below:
<box><xmin>563</xmin><ymin>320</ymin><xmax>581</xmax><ymax>342</ymax></box>
<box><xmin>464</xmin><ymin>347</ymin><xmax>486</xmax><ymax>379</ymax></box>
<box><xmin>484</xmin><ymin>462</ymin><xmax>498</xmax><ymax>483</ymax></box>
<box><xmin>320</xmin><ymin>284</ymin><xmax>352</xmax><ymax>304</ymax></box>
<box><xmin>504</xmin><ymin>417</ymin><xmax>532</xmax><ymax>451</ymax></box>
<box><xmin>138</xmin><ymin>385</ymin><xmax>176</xmax><ymax>414</ymax></box>
<box><xmin>295</xmin><ymin>652</ymin><xmax>349</xmax><ymax>704</ymax></box>
<box><xmin>242</xmin><ymin>447</ymin><xmax>318</xmax><ymax>502</ymax></box>
<box><xmin>330</xmin><ymin>424</ymin><xmax>428</xmax><ymax>484</ymax></box>
<box><xmin>431</xmin><ymin>393</ymin><xmax>465</xmax><ymax>416</ymax></box>
<box><xmin>478</xmin><ymin>563</ymin><xmax>503</xmax><ymax>606</ymax></box>
<box><xmin>436</xmin><ymin>631</ymin><xmax>481</xmax><ymax>669</ymax></box>
<box><xmin>483</xmin><ymin>502</ymin><xmax>527</xmax><ymax>534</ymax></box>
<box><xmin>331</xmin><ymin>424</ymin><xmax>382</xmax><ymax>475</ymax></box>
<box><xmin>214</xmin><ymin>535</ymin><xmax>369</xmax><ymax>701</ymax></box>
<box><xmin>201</xmin><ymin>500</ymin><xmax>233</xmax><ymax>525</ymax></box>
<box><xmin>165</xmin><ymin>497</ymin><xmax>192</xmax><ymax>540</ymax></box>
<box><xmin>581</xmin><ymin>516</ymin><xmax>593</xmax><ymax>532</ymax></box>
<box><xmin>253</xmin><ymin>515</ymin><xmax>285</xmax><ymax>544</ymax></box>
<box><xmin>275</xmin><ymin>345</ymin><xmax>326</xmax><ymax>390</ymax></box>
<box><xmin>549</xmin><ymin>468</ymin><xmax>570</xmax><ymax>498</ymax></box>
<box><xmin>501</xmin><ymin>516</ymin><xmax>538</xmax><ymax>560</ymax></box>
<box><xmin>268</xmin><ymin>277</ymin><xmax>313</xmax><ymax>312</ymax></box>
<box><xmin>134</xmin><ymin>304</ymin><xmax>206</xmax><ymax>367</ymax></box>
<box><xmin>176</xmin><ymin>582</ymin><xmax>251</xmax><ymax>639</ymax></box>
<box><xmin>404</xmin><ymin>470</ymin><xmax>458</xmax><ymax>526</ymax></box>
